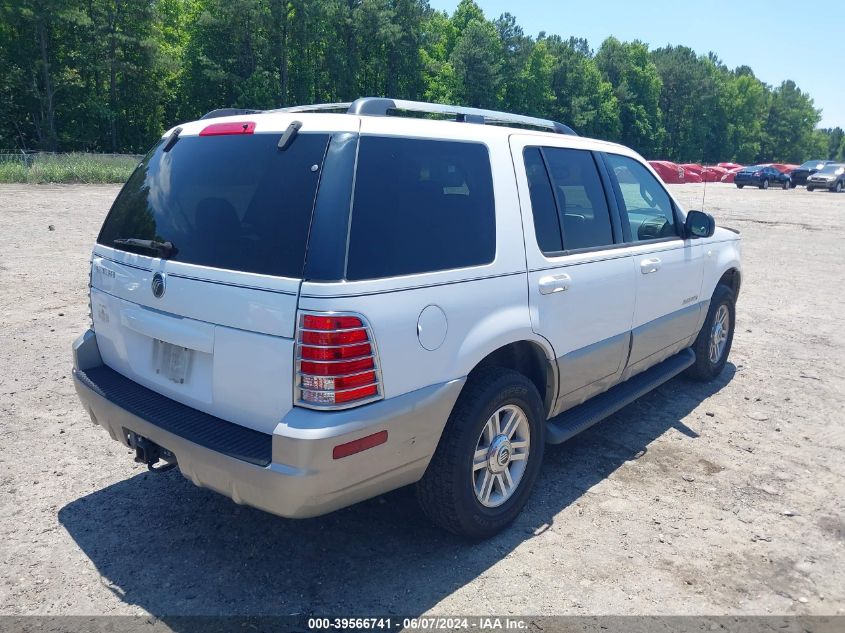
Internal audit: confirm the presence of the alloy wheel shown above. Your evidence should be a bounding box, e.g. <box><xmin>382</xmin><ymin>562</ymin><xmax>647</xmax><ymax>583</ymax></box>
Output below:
<box><xmin>472</xmin><ymin>405</ymin><xmax>531</xmax><ymax>508</ymax></box>
<box><xmin>709</xmin><ymin>304</ymin><xmax>730</xmax><ymax>364</ymax></box>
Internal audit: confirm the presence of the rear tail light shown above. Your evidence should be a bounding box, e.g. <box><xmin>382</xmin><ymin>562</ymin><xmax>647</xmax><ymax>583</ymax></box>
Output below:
<box><xmin>295</xmin><ymin>312</ymin><xmax>383</xmax><ymax>409</ymax></box>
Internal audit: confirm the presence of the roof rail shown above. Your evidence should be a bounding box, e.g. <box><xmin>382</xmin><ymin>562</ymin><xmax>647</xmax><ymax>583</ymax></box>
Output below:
<box><xmin>348</xmin><ymin>97</ymin><xmax>577</xmax><ymax>135</ymax></box>
<box><xmin>270</xmin><ymin>102</ymin><xmax>352</xmax><ymax>113</ymax></box>
<box><xmin>201</xmin><ymin>98</ymin><xmax>577</xmax><ymax>135</ymax></box>
<box><xmin>199</xmin><ymin>108</ymin><xmax>262</xmax><ymax>120</ymax></box>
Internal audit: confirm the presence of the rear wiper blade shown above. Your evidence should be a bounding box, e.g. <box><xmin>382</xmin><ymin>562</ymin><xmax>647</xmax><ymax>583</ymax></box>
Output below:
<box><xmin>113</xmin><ymin>238</ymin><xmax>177</xmax><ymax>259</ymax></box>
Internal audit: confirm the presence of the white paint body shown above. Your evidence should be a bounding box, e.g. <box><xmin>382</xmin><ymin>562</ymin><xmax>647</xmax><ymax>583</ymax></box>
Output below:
<box><xmin>88</xmin><ymin>110</ymin><xmax>741</xmax><ymax>443</ymax></box>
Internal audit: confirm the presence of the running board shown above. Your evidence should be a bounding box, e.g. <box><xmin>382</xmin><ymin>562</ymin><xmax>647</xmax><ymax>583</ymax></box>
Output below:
<box><xmin>545</xmin><ymin>348</ymin><xmax>696</xmax><ymax>445</ymax></box>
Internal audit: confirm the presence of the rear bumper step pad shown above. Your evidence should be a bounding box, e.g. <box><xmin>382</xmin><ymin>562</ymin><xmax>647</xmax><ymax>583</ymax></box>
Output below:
<box><xmin>73</xmin><ymin>365</ymin><xmax>272</xmax><ymax>466</ymax></box>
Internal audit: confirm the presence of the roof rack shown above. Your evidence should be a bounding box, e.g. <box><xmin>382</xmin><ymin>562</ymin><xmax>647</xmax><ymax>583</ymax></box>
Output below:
<box><xmin>200</xmin><ymin>97</ymin><xmax>577</xmax><ymax>135</ymax></box>
<box><xmin>199</xmin><ymin>108</ymin><xmax>262</xmax><ymax>120</ymax></box>
<box><xmin>346</xmin><ymin>98</ymin><xmax>577</xmax><ymax>135</ymax></box>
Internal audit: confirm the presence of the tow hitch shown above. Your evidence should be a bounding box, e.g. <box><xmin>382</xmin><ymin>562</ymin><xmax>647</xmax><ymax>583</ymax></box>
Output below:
<box><xmin>125</xmin><ymin>430</ymin><xmax>177</xmax><ymax>473</ymax></box>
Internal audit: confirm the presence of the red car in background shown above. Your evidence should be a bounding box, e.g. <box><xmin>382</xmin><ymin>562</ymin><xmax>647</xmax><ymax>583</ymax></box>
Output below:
<box><xmin>718</xmin><ymin>162</ymin><xmax>743</xmax><ymax>171</ymax></box>
<box><xmin>648</xmin><ymin>160</ymin><xmax>685</xmax><ymax>184</ymax></box>
<box><xmin>700</xmin><ymin>166</ymin><xmax>728</xmax><ymax>182</ymax></box>
<box><xmin>721</xmin><ymin>167</ymin><xmax>744</xmax><ymax>184</ymax></box>
<box><xmin>680</xmin><ymin>163</ymin><xmax>703</xmax><ymax>177</ymax></box>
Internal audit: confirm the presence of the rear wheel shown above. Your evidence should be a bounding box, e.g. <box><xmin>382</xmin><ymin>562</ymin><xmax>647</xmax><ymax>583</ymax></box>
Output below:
<box><xmin>685</xmin><ymin>284</ymin><xmax>736</xmax><ymax>381</ymax></box>
<box><xmin>761</xmin><ymin>179</ymin><xmax>769</xmax><ymax>190</ymax></box>
<box><xmin>736</xmin><ymin>184</ymin><xmax>744</xmax><ymax>189</ymax></box>
<box><xmin>417</xmin><ymin>367</ymin><xmax>545</xmax><ymax>539</ymax></box>
<box><xmin>782</xmin><ymin>179</ymin><xmax>790</xmax><ymax>190</ymax></box>
<box><xmin>835</xmin><ymin>181</ymin><xmax>843</xmax><ymax>193</ymax></box>
<box><xmin>808</xmin><ymin>186</ymin><xmax>815</xmax><ymax>192</ymax></box>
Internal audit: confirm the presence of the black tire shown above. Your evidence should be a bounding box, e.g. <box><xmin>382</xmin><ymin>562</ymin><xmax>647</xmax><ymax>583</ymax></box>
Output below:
<box><xmin>685</xmin><ymin>284</ymin><xmax>736</xmax><ymax>381</ymax></box>
<box><xmin>808</xmin><ymin>186</ymin><xmax>815</xmax><ymax>192</ymax></box>
<box><xmin>416</xmin><ymin>367</ymin><xmax>546</xmax><ymax>539</ymax></box>
<box><xmin>761</xmin><ymin>179</ymin><xmax>769</xmax><ymax>190</ymax></box>
<box><xmin>835</xmin><ymin>181</ymin><xmax>843</xmax><ymax>193</ymax></box>
<box><xmin>782</xmin><ymin>179</ymin><xmax>790</xmax><ymax>190</ymax></box>
<box><xmin>790</xmin><ymin>181</ymin><xmax>797</xmax><ymax>189</ymax></box>
<box><xmin>736</xmin><ymin>184</ymin><xmax>744</xmax><ymax>189</ymax></box>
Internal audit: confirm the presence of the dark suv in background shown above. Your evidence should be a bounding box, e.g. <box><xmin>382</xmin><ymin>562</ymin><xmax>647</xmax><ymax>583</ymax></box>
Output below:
<box><xmin>734</xmin><ymin>165</ymin><xmax>791</xmax><ymax>190</ymax></box>
<box><xmin>791</xmin><ymin>160</ymin><xmax>834</xmax><ymax>187</ymax></box>
<box><xmin>807</xmin><ymin>163</ymin><xmax>845</xmax><ymax>192</ymax></box>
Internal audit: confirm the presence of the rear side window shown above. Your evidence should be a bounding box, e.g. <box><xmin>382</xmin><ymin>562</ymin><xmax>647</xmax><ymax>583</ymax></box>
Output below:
<box><xmin>346</xmin><ymin>137</ymin><xmax>495</xmax><ymax>280</ymax></box>
<box><xmin>98</xmin><ymin>133</ymin><xmax>330</xmax><ymax>277</ymax></box>
<box><xmin>605</xmin><ymin>153</ymin><xmax>678</xmax><ymax>241</ymax></box>
<box><xmin>524</xmin><ymin>148</ymin><xmax>563</xmax><ymax>253</ymax></box>
<box><xmin>527</xmin><ymin>146</ymin><xmax>615</xmax><ymax>252</ymax></box>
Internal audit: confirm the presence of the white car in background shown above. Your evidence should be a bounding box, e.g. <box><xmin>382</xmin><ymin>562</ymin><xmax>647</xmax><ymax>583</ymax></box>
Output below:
<box><xmin>72</xmin><ymin>98</ymin><xmax>742</xmax><ymax>538</ymax></box>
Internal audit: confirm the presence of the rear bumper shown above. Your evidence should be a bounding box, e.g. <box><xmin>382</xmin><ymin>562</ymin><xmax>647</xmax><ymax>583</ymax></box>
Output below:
<box><xmin>72</xmin><ymin>329</ymin><xmax>464</xmax><ymax>518</ymax></box>
<box><xmin>734</xmin><ymin>177</ymin><xmax>758</xmax><ymax>186</ymax></box>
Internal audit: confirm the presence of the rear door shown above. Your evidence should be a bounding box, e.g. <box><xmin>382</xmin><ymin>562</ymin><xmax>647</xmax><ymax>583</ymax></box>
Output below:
<box><xmin>510</xmin><ymin>136</ymin><xmax>636</xmax><ymax>414</ymax></box>
<box><xmin>90</xmin><ymin>117</ymin><xmax>354</xmax><ymax>433</ymax></box>
<box><xmin>601</xmin><ymin>152</ymin><xmax>705</xmax><ymax>376</ymax></box>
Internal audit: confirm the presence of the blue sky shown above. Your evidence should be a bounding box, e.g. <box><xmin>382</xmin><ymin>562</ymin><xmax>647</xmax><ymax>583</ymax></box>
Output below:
<box><xmin>428</xmin><ymin>0</ymin><xmax>845</xmax><ymax>129</ymax></box>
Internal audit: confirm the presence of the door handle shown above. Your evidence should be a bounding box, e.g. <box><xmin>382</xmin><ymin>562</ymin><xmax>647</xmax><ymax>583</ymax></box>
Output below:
<box><xmin>538</xmin><ymin>273</ymin><xmax>571</xmax><ymax>295</ymax></box>
<box><xmin>640</xmin><ymin>257</ymin><xmax>662</xmax><ymax>274</ymax></box>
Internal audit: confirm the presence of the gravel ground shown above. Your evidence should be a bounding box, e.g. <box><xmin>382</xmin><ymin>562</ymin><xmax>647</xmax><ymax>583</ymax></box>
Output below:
<box><xmin>0</xmin><ymin>183</ymin><xmax>843</xmax><ymax>617</ymax></box>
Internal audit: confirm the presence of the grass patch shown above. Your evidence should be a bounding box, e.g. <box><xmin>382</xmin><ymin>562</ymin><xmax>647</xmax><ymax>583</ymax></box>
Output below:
<box><xmin>0</xmin><ymin>153</ymin><xmax>139</xmax><ymax>184</ymax></box>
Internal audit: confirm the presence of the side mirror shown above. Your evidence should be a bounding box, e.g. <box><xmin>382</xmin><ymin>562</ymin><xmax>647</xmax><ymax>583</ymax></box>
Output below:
<box><xmin>685</xmin><ymin>210</ymin><xmax>715</xmax><ymax>238</ymax></box>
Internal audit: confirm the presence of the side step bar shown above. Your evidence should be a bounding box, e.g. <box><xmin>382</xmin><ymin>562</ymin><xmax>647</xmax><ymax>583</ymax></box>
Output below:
<box><xmin>546</xmin><ymin>348</ymin><xmax>695</xmax><ymax>445</ymax></box>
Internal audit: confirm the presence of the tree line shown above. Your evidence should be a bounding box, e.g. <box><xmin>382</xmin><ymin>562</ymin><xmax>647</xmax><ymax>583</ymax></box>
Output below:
<box><xmin>3</xmin><ymin>0</ymin><xmax>844</xmax><ymax>163</ymax></box>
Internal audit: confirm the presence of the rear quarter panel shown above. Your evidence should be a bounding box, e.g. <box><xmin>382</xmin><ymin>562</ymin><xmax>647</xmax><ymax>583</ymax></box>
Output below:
<box><xmin>297</xmin><ymin>123</ymin><xmax>553</xmax><ymax>401</ymax></box>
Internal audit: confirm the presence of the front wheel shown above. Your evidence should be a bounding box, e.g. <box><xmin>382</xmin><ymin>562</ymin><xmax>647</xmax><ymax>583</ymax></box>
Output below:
<box><xmin>736</xmin><ymin>184</ymin><xmax>744</xmax><ymax>189</ymax></box>
<box><xmin>761</xmin><ymin>179</ymin><xmax>769</xmax><ymax>190</ymax></box>
<box><xmin>782</xmin><ymin>179</ymin><xmax>790</xmax><ymax>190</ymax></box>
<box><xmin>808</xmin><ymin>186</ymin><xmax>815</xmax><ymax>192</ymax></box>
<box><xmin>417</xmin><ymin>367</ymin><xmax>546</xmax><ymax>539</ymax></box>
<box><xmin>835</xmin><ymin>181</ymin><xmax>843</xmax><ymax>193</ymax></box>
<box><xmin>685</xmin><ymin>284</ymin><xmax>736</xmax><ymax>381</ymax></box>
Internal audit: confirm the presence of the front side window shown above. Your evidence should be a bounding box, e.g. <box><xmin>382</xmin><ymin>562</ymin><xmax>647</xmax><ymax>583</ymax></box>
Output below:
<box><xmin>605</xmin><ymin>153</ymin><xmax>678</xmax><ymax>242</ymax></box>
<box><xmin>346</xmin><ymin>137</ymin><xmax>495</xmax><ymax>280</ymax></box>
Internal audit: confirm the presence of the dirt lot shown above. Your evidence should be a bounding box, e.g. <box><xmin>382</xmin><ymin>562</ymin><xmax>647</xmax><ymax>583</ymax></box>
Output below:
<box><xmin>0</xmin><ymin>183</ymin><xmax>843</xmax><ymax>617</ymax></box>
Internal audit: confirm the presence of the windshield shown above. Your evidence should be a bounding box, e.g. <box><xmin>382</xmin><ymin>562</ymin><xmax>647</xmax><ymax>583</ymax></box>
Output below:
<box><xmin>98</xmin><ymin>132</ymin><xmax>330</xmax><ymax>277</ymax></box>
<box><xmin>798</xmin><ymin>160</ymin><xmax>827</xmax><ymax>170</ymax></box>
<box><xmin>817</xmin><ymin>164</ymin><xmax>844</xmax><ymax>175</ymax></box>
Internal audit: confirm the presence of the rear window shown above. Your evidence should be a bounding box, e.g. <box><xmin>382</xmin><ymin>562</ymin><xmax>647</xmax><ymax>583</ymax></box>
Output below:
<box><xmin>98</xmin><ymin>132</ymin><xmax>330</xmax><ymax>277</ymax></box>
<box><xmin>345</xmin><ymin>137</ymin><xmax>495</xmax><ymax>280</ymax></box>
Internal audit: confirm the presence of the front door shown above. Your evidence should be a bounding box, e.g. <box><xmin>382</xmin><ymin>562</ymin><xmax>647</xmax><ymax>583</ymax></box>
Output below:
<box><xmin>601</xmin><ymin>153</ymin><xmax>706</xmax><ymax>377</ymax></box>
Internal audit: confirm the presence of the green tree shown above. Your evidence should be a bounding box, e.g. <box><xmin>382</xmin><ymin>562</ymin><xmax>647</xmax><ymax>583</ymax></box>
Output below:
<box><xmin>545</xmin><ymin>36</ymin><xmax>620</xmax><ymax>139</ymax></box>
<box><xmin>596</xmin><ymin>37</ymin><xmax>664</xmax><ymax>156</ymax></box>
<box><xmin>449</xmin><ymin>19</ymin><xmax>502</xmax><ymax>108</ymax></box>
<box><xmin>762</xmin><ymin>80</ymin><xmax>821</xmax><ymax>163</ymax></box>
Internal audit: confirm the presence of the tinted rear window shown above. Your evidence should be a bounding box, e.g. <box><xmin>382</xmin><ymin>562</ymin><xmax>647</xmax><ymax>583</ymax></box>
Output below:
<box><xmin>98</xmin><ymin>132</ymin><xmax>330</xmax><ymax>277</ymax></box>
<box><xmin>524</xmin><ymin>147</ymin><xmax>563</xmax><ymax>253</ymax></box>
<box><xmin>543</xmin><ymin>147</ymin><xmax>615</xmax><ymax>250</ymax></box>
<box><xmin>346</xmin><ymin>137</ymin><xmax>495</xmax><ymax>280</ymax></box>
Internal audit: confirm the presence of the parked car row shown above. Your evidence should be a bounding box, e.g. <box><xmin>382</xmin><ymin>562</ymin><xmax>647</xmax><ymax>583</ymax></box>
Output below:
<box><xmin>648</xmin><ymin>158</ymin><xmax>844</xmax><ymax>192</ymax></box>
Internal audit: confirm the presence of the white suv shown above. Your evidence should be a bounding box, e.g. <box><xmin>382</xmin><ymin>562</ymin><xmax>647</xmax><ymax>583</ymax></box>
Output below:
<box><xmin>72</xmin><ymin>98</ymin><xmax>741</xmax><ymax>538</ymax></box>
